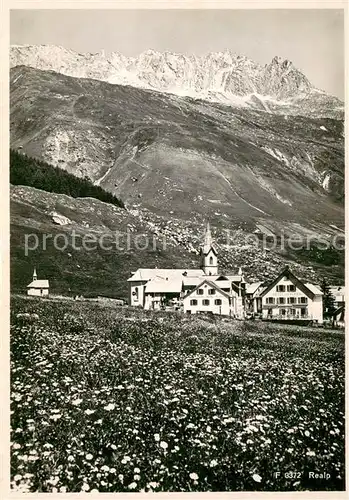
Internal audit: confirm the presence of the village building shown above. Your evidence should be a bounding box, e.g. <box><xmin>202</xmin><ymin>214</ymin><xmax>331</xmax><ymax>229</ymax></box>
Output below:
<box><xmin>128</xmin><ymin>268</ymin><xmax>206</xmax><ymax>310</ymax></box>
<box><xmin>127</xmin><ymin>224</ymin><xmax>330</xmax><ymax>322</ymax></box>
<box><xmin>332</xmin><ymin>306</ymin><xmax>345</xmax><ymax>328</ymax></box>
<box><xmin>329</xmin><ymin>286</ymin><xmax>345</xmax><ymax>309</ymax></box>
<box><xmin>27</xmin><ymin>268</ymin><xmax>49</xmax><ymax>297</ymax></box>
<box><xmin>259</xmin><ymin>267</ymin><xmax>323</xmax><ymax>324</ymax></box>
<box><xmin>245</xmin><ymin>282</ymin><xmax>265</xmax><ymax>315</ymax></box>
<box><xmin>128</xmin><ymin>222</ymin><xmax>246</xmax><ymax>317</ymax></box>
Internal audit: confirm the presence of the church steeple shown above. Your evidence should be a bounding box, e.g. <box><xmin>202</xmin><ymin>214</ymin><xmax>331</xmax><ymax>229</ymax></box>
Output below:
<box><xmin>33</xmin><ymin>267</ymin><xmax>37</xmax><ymax>281</ymax></box>
<box><xmin>200</xmin><ymin>222</ymin><xmax>218</xmax><ymax>275</ymax></box>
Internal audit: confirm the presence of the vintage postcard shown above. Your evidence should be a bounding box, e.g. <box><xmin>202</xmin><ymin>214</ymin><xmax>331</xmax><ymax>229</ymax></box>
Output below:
<box><xmin>3</xmin><ymin>0</ymin><xmax>347</xmax><ymax>496</ymax></box>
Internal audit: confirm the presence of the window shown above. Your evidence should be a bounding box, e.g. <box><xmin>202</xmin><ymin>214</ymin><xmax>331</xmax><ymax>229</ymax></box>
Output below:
<box><xmin>290</xmin><ymin>308</ymin><xmax>296</xmax><ymax>316</ymax></box>
<box><xmin>280</xmin><ymin>309</ymin><xmax>286</xmax><ymax>316</ymax></box>
<box><xmin>298</xmin><ymin>297</ymin><xmax>308</xmax><ymax>304</ymax></box>
<box><xmin>202</xmin><ymin>299</ymin><xmax>210</xmax><ymax>306</ymax></box>
<box><xmin>301</xmin><ymin>307</ymin><xmax>307</xmax><ymax>317</ymax></box>
<box><xmin>287</xmin><ymin>297</ymin><xmax>296</xmax><ymax>304</ymax></box>
<box><xmin>266</xmin><ymin>297</ymin><xmax>275</xmax><ymax>304</ymax></box>
<box><xmin>215</xmin><ymin>299</ymin><xmax>222</xmax><ymax>305</ymax></box>
<box><xmin>278</xmin><ymin>297</ymin><xmax>285</xmax><ymax>304</ymax></box>
<box><xmin>287</xmin><ymin>285</ymin><xmax>296</xmax><ymax>292</ymax></box>
<box><xmin>209</xmin><ymin>256</ymin><xmax>213</xmax><ymax>265</ymax></box>
<box><xmin>208</xmin><ymin>288</ymin><xmax>216</xmax><ymax>295</ymax></box>
<box><xmin>132</xmin><ymin>287</ymin><xmax>139</xmax><ymax>301</ymax></box>
<box><xmin>197</xmin><ymin>289</ymin><xmax>204</xmax><ymax>295</ymax></box>
<box><xmin>190</xmin><ymin>299</ymin><xmax>198</xmax><ymax>306</ymax></box>
<box><xmin>276</xmin><ymin>285</ymin><xmax>285</xmax><ymax>292</ymax></box>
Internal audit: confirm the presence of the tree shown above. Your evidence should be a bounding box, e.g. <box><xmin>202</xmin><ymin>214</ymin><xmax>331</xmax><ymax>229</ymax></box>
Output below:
<box><xmin>320</xmin><ymin>278</ymin><xmax>336</xmax><ymax>319</ymax></box>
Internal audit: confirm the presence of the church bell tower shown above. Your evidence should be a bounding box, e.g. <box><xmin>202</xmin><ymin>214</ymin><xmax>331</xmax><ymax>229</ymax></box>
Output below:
<box><xmin>200</xmin><ymin>222</ymin><xmax>218</xmax><ymax>276</ymax></box>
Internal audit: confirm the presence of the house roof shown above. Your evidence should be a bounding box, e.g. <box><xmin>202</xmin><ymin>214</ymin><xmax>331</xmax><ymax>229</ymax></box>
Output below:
<box><xmin>145</xmin><ymin>277</ymin><xmax>183</xmax><ymax>294</ymax></box>
<box><xmin>127</xmin><ymin>268</ymin><xmax>205</xmax><ymax>282</ymax></box>
<box><xmin>304</xmin><ymin>283</ymin><xmax>323</xmax><ymax>296</ymax></box>
<box><xmin>184</xmin><ymin>279</ymin><xmax>231</xmax><ymax>300</ymax></box>
<box><xmin>245</xmin><ymin>282</ymin><xmax>264</xmax><ymax>295</ymax></box>
<box><xmin>27</xmin><ymin>279</ymin><xmax>49</xmax><ymax>288</ymax></box>
<box><xmin>205</xmin><ymin>274</ymin><xmax>244</xmax><ymax>283</ymax></box>
<box><xmin>183</xmin><ymin>276</ymin><xmax>204</xmax><ymax>287</ymax></box>
<box><xmin>225</xmin><ymin>275</ymin><xmax>245</xmax><ymax>282</ymax></box>
<box><xmin>259</xmin><ymin>267</ymin><xmax>320</xmax><ymax>300</ymax></box>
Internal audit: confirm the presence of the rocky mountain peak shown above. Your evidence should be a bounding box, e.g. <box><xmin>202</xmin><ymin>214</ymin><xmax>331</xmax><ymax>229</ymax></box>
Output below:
<box><xmin>10</xmin><ymin>44</ymin><xmax>341</xmax><ymax>111</ymax></box>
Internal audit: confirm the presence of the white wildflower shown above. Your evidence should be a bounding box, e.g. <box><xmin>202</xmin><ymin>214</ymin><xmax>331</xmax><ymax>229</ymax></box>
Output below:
<box><xmin>72</xmin><ymin>398</ymin><xmax>83</xmax><ymax>406</ymax></box>
<box><xmin>103</xmin><ymin>403</ymin><xmax>115</xmax><ymax>411</ymax></box>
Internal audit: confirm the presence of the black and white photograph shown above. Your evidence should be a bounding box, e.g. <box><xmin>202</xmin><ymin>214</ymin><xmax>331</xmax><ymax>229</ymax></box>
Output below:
<box><xmin>7</xmin><ymin>4</ymin><xmax>345</xmax><ymax>494</ymax></box>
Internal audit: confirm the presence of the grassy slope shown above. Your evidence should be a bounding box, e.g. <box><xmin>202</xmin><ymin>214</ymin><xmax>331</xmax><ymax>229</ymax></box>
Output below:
<box><xmin>10</xmin><ymin>296</ymin><xmax>345</xmax><ymax>492</ymax></box>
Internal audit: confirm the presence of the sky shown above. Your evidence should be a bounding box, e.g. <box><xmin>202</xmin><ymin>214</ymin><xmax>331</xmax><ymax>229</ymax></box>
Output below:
<box><xmin>10</xmin><ymin>9</ymin><xmax>344</xmax><ymax>99</ymax></box>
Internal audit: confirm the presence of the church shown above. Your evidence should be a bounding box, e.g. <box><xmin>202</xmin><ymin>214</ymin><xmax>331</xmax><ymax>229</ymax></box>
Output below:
<box><xmin>127</xmin><ymin>223</ymin><xmax>246</xmax><ymax>318</ymax></box>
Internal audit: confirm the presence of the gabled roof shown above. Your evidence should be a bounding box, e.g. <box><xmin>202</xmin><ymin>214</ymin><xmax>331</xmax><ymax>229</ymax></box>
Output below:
<box><xmin>27</xmin><ymin>279</ymin><xmax>49</xmax><ymax>288</ymax></box>
<box><xmin>209</xmin><ymin>274</ymin><xmax>244</xmax><ymax>283</ymax></box>
<box><xmin>184</xmin><ymin>279</ymin><xmax>231</xmax><ymax>300</ymax></box>
<box><xmin>225</xmin><ymin>275</ymin><xmax>244</xmax><ymax>282</ymax></box>
<box><xmin>214</xmin><ymin>275</ymin><xmax>230</xmax><ymax>281</ymax></box>
<box><xmin>200</xmin><ymin>246</ymin><xmax>218</xmax><ymax>256</ymax></box>
<box><xmin>183</xmin><ymin>276</ymin><xmax>204</xmax><ymax>287</ymax></box>
<box><xmin>246</xmin><ymin>282</ymin><xmax>264</xmax><ymax>295</ymax></box>
<box><xmin>128</xmin><ymin>268</ymin><xmax>205</xmax><ymax>282</ymax></box>
<box><xmin>304</xmin><ymin>283</ymin><xmax>323</xmax><ymax>296</ymax></box>
<box><xmin>259</xmin><ymin>267</ymin><xmax>320</xmax><ymax>300</ymax></box>
<box><xmin>145</xmin><ymin>277</ymin><xmax>183</xmax><ymax>294</ymax></box>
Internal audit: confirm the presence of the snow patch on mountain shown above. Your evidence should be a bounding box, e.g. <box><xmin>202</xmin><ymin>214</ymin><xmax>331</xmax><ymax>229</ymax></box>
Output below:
<box><xmin>11</xmin><ymin>44</ymin><xmax>312</xmax><ymax>101</ymax></box>
<box><xmin>322</xmin><ymin>173</ymin><xmax>331</xmax><ymax>191</ymax></box>
<box><xmin>261</xmin><ymin>146</ymin><xmax>290</xmax><ymax>166</ymax></box>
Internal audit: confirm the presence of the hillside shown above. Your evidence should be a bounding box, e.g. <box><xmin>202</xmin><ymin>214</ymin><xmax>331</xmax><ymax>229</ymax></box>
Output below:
<box><xmin>10</xmin><ymin>149</ymin><xmax>125</xmax><ymax>208</ymax></box>
<box><xmin>10</xmin><ymin>66</ymin><xmax>344</xmax><ymax>230</ymax></box>
<box><xmin>11</xmin><ymin>185</ymin><xmax>344</xmax><ymax>298</ymax></box>
<box><xmin>10</xmin><ymin>62</ymin><xmax>344</xmax><ymax>294</ymax></box>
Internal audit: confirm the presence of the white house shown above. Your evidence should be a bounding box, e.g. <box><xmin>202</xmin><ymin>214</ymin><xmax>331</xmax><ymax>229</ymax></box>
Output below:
<box><xmin>128</xmin><ymin>268</ymin><xmax>205</xmax><ymax>309</ymax></box>
<box><xmin>245</xmin><ymin>282</ymin><xmax>265</xmax><ymax>314</ymax></box>
<box><xmin>27</xmin><ymin>268</ymin><xmax>49</xmax><ymax>297</ymax></box>
<box><xmin>127</xmin><ymin>222</ymin><xmax>246</xmax><ymax>317</ymax></box>
<box><xmin>259</xmin><ymin>267</ymin><xmax>323</xmax><ymax>324</ymax></box>
<box><xmin>183</xmin><ymin>279</ymin><xmax>231</xmax><ymax>316</ymax></box>
<box><xmin>144</xmin><ymin>276</ymin><xmax>184</xmax><ymax>310</ymax></box>
<box><xmin>329</xmin><ymin>286</ymin><xmax>345</xmax><ymax>309</ymax></box>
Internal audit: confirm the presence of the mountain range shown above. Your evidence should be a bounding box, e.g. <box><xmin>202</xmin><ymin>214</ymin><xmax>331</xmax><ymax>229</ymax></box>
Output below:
<box><xmin>9</xmin><ymin>45</ymin><xmax>345</xmax><ymax>294</ymax></box>
<box><xmin>10</xmin><ymin>45</ymin><xmax>343</xmax><ymax>119</ymax></box>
